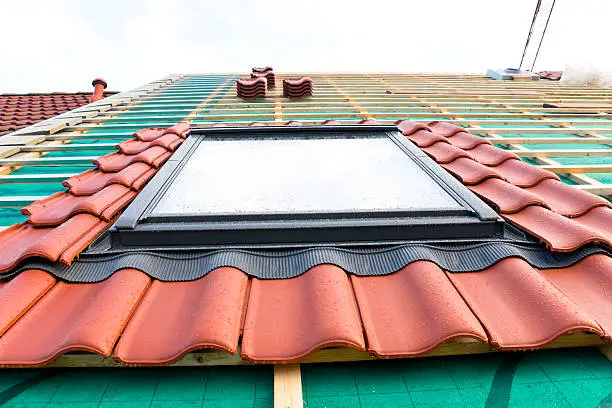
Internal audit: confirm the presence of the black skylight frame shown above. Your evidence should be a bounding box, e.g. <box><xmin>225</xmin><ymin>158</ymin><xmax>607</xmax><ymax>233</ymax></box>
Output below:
<box><xmin>111</xmin><ymin>125</ymin><xmax>503</xmax><ymax>248</ymax></box>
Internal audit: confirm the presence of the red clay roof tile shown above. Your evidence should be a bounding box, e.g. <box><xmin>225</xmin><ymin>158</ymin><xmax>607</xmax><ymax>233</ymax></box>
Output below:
<box><xmin>93</xmin><ymin>146</ymin><xmax>171</xmax><ymax>172</ymax></box>
<box><xmin>63</xmin><ymin>163</ymin><xmax>156</xmax><ymax>196</ymax></box>
<box><xmin>0</xmin><ymin>214</ymin><xmax>111</xmax><ymax>273</ymax></box>
<box><xmin>117</xmin><ymin>133</ymin><xmax>183</xmax><ymax>155</ymax></box>
<box><xmin>114</xmin><ymin>267</ymin><xmax>248</xmax><ymax>366</ymax></box>
<box><xmin>447</xmin><ymin>258</ymin><xmax>604</xmax><ymax>349</ymax></box>
<box><xmin>428</xmin><ymin>121</ymin><xmax>467</xmax><ymax>137</ymax></box>
<box><xmin>0</xmin><ymin>270</ymin><xmax>56</xmax><ymax>337</ymax></box>
<box><xmin>538</xmin><ymin>254</ymin><xmax>612</xmax><ymax>339</ymax></box>
<box><xmin>468</xmin><ymin>178</ymin><xmax>549</xmax><ymax>214</ymax></box>
<box><xmin>241</xmin><ymin>265</ymin><xmax>366</xmax><ymax>363</ymax></box>
<box><xmin>351</xmin><ymin>261</ymin><xmax>488</xmax><ymax>358</ymax></box>
<box><xmin>421</xmin><ymin>142</ymin><xmax>474</xmax><ymax>163</ymax></box>
<box><xmin>503</xmin><ymin>206</ymin><xmax>612</xmax><ymax>251</ymax></box>
<box><xmin>493</xmin><ymin>159</ymin><xmax>559</xmax><ymax>187</ymax></box>
<box><xmin>394</xmin><ymin>120</ymin><xmax>431</xmax><ymax>136</ymax></box>
<box><xmin>524</xmin><ymin>179</ymin><xmax>612</xmax><ymax>217</ymax></box>
<box><xmin>445</xmin><ymin>131</ymin><xmax>491</xmax><ymax>150</ymax></box>
<box><xmin>22</xmin><ymin>185</ymin><xmax>136</xmax><ymax>226</ymax></box>
<box><xmin>441</xmin><ymin>157</ymin><xmax>506</xmax><ymax>185</ymax></box>
<box><xmin>0</xmin><ymin>269</ymin><xmax>150</xmax><ymax>367</ymax></box>
<box><xmin>466</xmin><ymin>143</ymin><xmax>520</xmax><ymax>166</ymax></box>
<box><xmin>405</xmin><ymin>129</ymin><xmax>448</xmax><ymax>148</ymax></box>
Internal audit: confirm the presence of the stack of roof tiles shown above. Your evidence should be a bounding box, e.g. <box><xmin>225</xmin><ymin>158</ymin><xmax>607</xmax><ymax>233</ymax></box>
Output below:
<box><xmin>538</xmin><ymin>71</ymin><xmax>563</xmax><ymax>81</ymax></box>
<box><xmin>0</xmin><ymin>120</ymin><xmax>610</xmax><ymax>367</ymax></box>
<box><xmin>283</xmin><ymin>77</ymin><xmax>313</xmax><ymax>98</ymax></box>
<box><xmin>251</xmin><ymin>67</ymin><xmax>276</xmax><ymax>89</ymax></box>
<box><xmin>0</xmin><ymin>92</ymin><xmax>115</xmax><ymax>136</ymax></box>
<box><xmin>236</xmin><ymin>77</ymin><xmax>267</xmax><ymax>100</ymax></box>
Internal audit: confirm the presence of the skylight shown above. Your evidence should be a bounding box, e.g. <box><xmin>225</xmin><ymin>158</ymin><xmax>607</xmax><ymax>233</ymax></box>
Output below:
<box><xmin>113</xmin><ymin>125</ymin><xmax>502</xmax><ymax>247</ymax></box>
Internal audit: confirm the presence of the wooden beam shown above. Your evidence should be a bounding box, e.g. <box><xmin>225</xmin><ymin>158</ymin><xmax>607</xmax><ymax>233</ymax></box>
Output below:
<box><xmin>489</xmin><ymin>137</ymin><xmax>612</xmax><ymax>145</ymax></box>
<box><xmin>42</xmin><ymin>332</ymin><xmax>604</xmax><ymax>368</ymax></box>
<box><xmin>573</xmin><ymin>184</ymin><xmax>612</xmax><ymax>196</ymax></box>
<box><xmin>274</xmin><ymin>364</ymin><xmax>303</xmax><ymax>408</ymax></box>
<box><xmin>513</xmin><ymin>149</ymin><xmax>612</xmax><ymax>157</ymax></box>
<box><xmin>539</xmin><ymin>164</ymin><xmax>612</xmax><ymax>173</ymax></box>
<box><xmin>599</xmin><ymin>345</ymin><xmax>612</xmax><ymax>361</ymax></box>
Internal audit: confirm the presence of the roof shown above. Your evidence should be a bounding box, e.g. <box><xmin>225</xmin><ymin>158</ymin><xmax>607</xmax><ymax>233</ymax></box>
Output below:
<box><xmin>0</xmin><ymin>118</ymin><xmax>610</xmax><ymax>367</ymax></box>
<box><xmin>0</xmin><ymin>91</ymin><xmax>117</xmax><ymax>136</ymax></box>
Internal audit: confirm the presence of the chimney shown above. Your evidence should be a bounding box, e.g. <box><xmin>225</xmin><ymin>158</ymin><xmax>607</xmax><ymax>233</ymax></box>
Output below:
<box><xmin>90</xmin><ymin>78</ymin><xmax>108</xmax><ymax>103</ymax></box>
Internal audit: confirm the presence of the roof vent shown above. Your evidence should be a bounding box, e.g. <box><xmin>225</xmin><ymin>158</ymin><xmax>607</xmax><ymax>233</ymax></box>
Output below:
<box><xmin>487</xmin><ymin>68</ymin><xmax>539</xmax><ymax>81</ymax></box>
<box><xmin>90</xmin><ymin>78</ymin><xmax>108</xmax><ymax>102</ymax></box>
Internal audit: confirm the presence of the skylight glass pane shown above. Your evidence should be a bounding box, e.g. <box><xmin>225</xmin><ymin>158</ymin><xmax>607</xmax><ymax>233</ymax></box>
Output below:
<box><xmin>153</xmin><ymin>136</ymin><xmax>463</xmax><ymax>215</ymax></box>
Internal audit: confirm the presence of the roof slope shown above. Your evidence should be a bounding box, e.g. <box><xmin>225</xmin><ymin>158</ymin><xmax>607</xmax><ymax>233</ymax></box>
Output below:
<box><xmin>0</xmin><ymin>120</ymin><xmax>609</xmax><ymax>367</ymax></box>
<box><xmin>0</xmin><ymin>91</ymin><xmax>116</xmax><ymax>136</ymax></box>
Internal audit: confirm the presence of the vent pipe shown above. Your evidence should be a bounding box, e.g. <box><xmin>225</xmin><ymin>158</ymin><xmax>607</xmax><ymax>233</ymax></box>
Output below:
<box><xmin>90</xmin><ymin>78</ymin><xmax>108</xmax><ymax>103</ymax></box>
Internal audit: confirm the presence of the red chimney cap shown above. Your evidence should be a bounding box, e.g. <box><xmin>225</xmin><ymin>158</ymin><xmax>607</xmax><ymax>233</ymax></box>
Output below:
<box><xmin>92</xmin><ymin>78</ymin><xmax>108</xmax><ymax>88</ymax></box>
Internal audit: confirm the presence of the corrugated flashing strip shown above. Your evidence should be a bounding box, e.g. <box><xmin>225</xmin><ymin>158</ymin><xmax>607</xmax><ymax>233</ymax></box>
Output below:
<box><xmin>6</xmin><ymin>242</ymin><xmax>607</xmax><ymax>283</ymax></box>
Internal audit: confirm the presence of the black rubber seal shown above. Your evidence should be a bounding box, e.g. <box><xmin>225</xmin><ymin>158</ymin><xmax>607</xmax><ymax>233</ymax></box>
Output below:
<box><xmin>5</xmin><ymin>242</ymin><xmax>608</xmax><ymax>283</ymax></box>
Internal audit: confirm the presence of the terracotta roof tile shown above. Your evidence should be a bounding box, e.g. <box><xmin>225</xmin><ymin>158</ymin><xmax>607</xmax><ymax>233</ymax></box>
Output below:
<box><xmin>283</xmin><ymin>77</ymin><xmax>313</xmax><ymax>99</ymax></box>
<box><xmin>0</xmin><ymin>269</ymin><xmax>150</xmax><ymax>367</ymax></box>
<box><xmin>394</xmin><ymin>120</ymin><xmax>431</xmax><ymax>136</ymax></box>
<box><xmin>405</xmin><ymin>129</ymin><xmax>448</xmax><ymax>148</ymax></box>
<box><xmin>22</xmin><ymin>185</ymin><xmax>136</xmax><ymax>226</ymax></box>
<box><xmin>466</xmin><ymin>143</ymin><xmax>520</xmax><ymax>166</ymax></box>
<box><xmin>0</xmin><ymin>214</ymin><xmax>111</xmax><ymax>273</ymax></box>
<box><xmin>503</xmin><ymin>206</ymin><xmax>612</xmax><ymax>251</ymax></box>
<box><xmin>421</xmin><ymin>142</ymin><xmax>474</xmax><ymax>163</ymax></box>
<box><xmin>538</xmin><ymin>71</ymin><xmax>563</xmax><ymax>81</ymax></box>
<box><xmin>428</xmin><ymin>121</ymin><xmax>467</xmax><ymax>137</ymax></box>
<box><xmin>241</xmin><ymin>265</ymin><xmax>366</xmax><ymax>363</ymax></box>
<box><xmin>447</xmin><ymin>258</ymin><xmax>604</xmax><ymax>349</ymax></box>
<box><xmin>63</xmin><ymin>163</ymin><xmax>157</xmax><ymax>196</ymax></box>
<box><xmin>117</xmin><ymin>133</ymin><xmax>182</xmax><ymax>155</ymax></box>
<box><xmin>93</xmin><ymin>146</ymin><xmax>172</xmax><ymax>172</ymax></box>
<box><xmin>0</xmin><ymin>270</ymin><xmax>56</xmax><ymax>337</ymax></box>
<box><xmin>445</xmin><ymin>131</ymin><xmax>491</xmax><ymax>150</ymax></box>
<box><xmin>351</xmin><ymin>261</ymin><xmax>488</xmax><ymax>358</ymax></box>
<box><xmin>493</xmin><ymin>158</ymin><xmax>559</xmax><ymax>187</ymax></box>
<box><xmin>251</xmin><ymin>71</ymin><xmax>276</xmax><ymax>89</ymax></box>
<box><xmin>441</xmin><ymin>157</ymin><xmax>506</xmax><ymax>185</ymax></box>
<box><xmin>236</xmin><ymin>77</ymin><xmax>267</xmax><ymax>99</ymax></box>
<box><xmin>538</xmin><ymin>254</ymin><xmax>612</xmax><ymax>339</ymax></box>
<box><xmin>468</xmin><ymin>178</ymin><xmax>550</xmax><ymax>213</ymax></box>
<box><xmin>114</xmin><ymin>267</ymin><xmax>248</xmax><ymax>366</ymax></box>
<box><xmin>524</xmin><ymin>179</ymin><xmax>612</xmax><ymax>217</ymax></box>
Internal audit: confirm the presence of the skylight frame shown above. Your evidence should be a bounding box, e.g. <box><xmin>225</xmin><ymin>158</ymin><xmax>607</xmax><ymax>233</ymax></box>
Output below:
<box><xmin>112</xmin><ymin>125</ymin><xmax>503</xmax><ymax>248</ymax></box>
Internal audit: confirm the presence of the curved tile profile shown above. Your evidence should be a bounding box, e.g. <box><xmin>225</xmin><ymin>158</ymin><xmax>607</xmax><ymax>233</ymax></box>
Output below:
<box><xmin>428</xmin><ymin>121</ymin><xmax>467</xmax><ymax>137</ymax></box>
<box><xmin>573</xmin><ymin>207</ymin><xmax>612</xmax><ymax>242</ymax></box>
<box><xmin>446</xmin><ymin>131</ymin><xmax>491</xmax><ymax>150</ymax></box>
<box><xmin>63</xmin><ymin>163</ymin><xmax>156</xmax><ymax>196</ymax></box>
<box><xmin>525</xmin><ymin>179</ymin><xmax>612</xmax><ymax>217</ymax></box>
<box><xmin>133</xmin><ymin>122</ymin><xmax>190</xmax><ymax>142</ymax></box>
<box><xmin>441</xmin><ymin>157</ymin><xmax>506</xmax><ymax>185</ymax></box>
<box><xmin>252</xmin><ymin>66</ymin><xmax>273</xmax><ymax>73</ymax></box>
<box><xmin>405</xmin><ymin>129</ymin><xmax>448</xmax><ymax>148</ymax></box>
<box><xmin>494</xmin><ymin>159</ymin><xmax>559</xmax><ymax>187</ymax></box>
<box><xmin>114</xmin><ymin>267</ymin><xmax>248</xmax><ymax>366</ymax></box>
<box><xmin>283</xmin><ymin>77</ymin><xmax>313</xmax><ymax>99</ymax></box>
<box><xmin>93</xmin><ymin>146</ymin><xmax>170</xmax><ymax>172</ymax></box>
<box><xmin>538</xmin><ymin>254</ymin><xmax>612</xmax><ymax>338</ymax></box>
<box><xmin>503</xmin><ymin>206</ymin><xmax>612</xmax><ymax>251</ymax></box>
<box><xmin>447</xmin><ymin>258</ymin><xmax>604</xmax><ymax>349</ymax></box>
<box><xmin>357</xmin><ymin>119</ymin><xmax>380</xmax><ymax>125</ymax></box>
<box><xmin>321</xmin><ymin>119</ymin><xmax>341</xmax><ymax>125</ymax></box>
<box><xmin>241</xmin><ymin>265</ymin><xmax>365</xmax><ymax>363</ymax></box>
<box><xmin>421</xmin><ymin>142</ymin><xmax>474</xmax><ymax>164</ymax></box>
<box><xmin>0</xmin><ymin>269</ymin><xmax>150</xmax><ymax>367</ymax></box>
<box><xmin>22</xmin><ymin>185</ymin><xmax>135</xmax><ymax>226</ymax></box>
<box><xmin>351</xmin><ymin>261</ymin><xmax>487</xmax><ymax>358</ymax></box>
<box><xmin>284</xmin><ymin>120</ymin><xmax>303</xmax><ymax>126</ymax></box>
<box><xmin>118</xmin><ymin>134</ymin><xmax>182</xmax><ymax>155</ymax></box>
<box><xmin>468</xmin><ymin>178</ymin><xmax>549</xmax><ymax>214</ymax></box>
<box><xmin>0</xmin><ymin>269</ymin><xmax>56</xmax><ymax>337</ymax></box>
<box><xmin>394</xmin><ymin>120</ymin><xmax>431</xmax><ymax>137</ymax></box>
<box><xmin>467</xmin><ymin>143</ymin><xmax>520</xmax><ymax>166</ymax></box>
<box><xmin>0</xmin><ymin>214</ymin><xmax>109</xmax><ymax>273</ymax></box>
<box><xmin>251</xmin><ymin>71</ymin><xmax>276</xmax><ymax>89</ymax></box>
<box><xmin>236</xmin><ymin>77</ymin><xmax>267</xmax><ymax>100</ymax></box>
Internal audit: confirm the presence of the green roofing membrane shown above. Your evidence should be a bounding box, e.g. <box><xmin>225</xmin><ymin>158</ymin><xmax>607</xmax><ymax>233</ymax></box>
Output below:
<box><xmin>0</xmin><ymin>349</ymin><xmax>610</xmax><ymax>407</ymax></box>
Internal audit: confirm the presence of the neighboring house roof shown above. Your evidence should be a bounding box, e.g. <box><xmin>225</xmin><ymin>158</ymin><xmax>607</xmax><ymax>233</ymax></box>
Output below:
<box><xmin>0</xmin><ymin>90</ymin><xmax>117</xmax><ymax>136</ymax></box>
<box><xmin>0</xmin><ymin>119</ymin><xmax>609</xmax><ymax>367</ymax></box>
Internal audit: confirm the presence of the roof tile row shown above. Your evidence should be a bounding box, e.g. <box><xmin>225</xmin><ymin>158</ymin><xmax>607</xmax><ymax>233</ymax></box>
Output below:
<box><xmin>0</xmin><ymin>120</ymin><xmax>609</xmax><ymax>367</ymax></box>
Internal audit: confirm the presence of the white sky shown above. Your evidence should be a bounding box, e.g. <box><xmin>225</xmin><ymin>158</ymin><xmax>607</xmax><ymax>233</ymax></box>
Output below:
<box><xmin>1</xmin><ymin>0</ymin><xmax>610</xmax><ymax>93</ymax></box>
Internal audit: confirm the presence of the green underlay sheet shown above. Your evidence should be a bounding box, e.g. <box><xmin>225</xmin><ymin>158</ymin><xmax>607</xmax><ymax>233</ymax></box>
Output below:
<box><xmin>0</xmin><ymin>348</ymin><xmax>609</xmax><ymax>407</ymax></box>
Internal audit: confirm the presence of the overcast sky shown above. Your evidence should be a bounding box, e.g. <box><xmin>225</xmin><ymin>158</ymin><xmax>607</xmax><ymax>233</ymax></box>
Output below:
<box><xmin>1</xmin><ymin>0</ymin><xmax>610</xmax><ymax>93</ymax></box>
